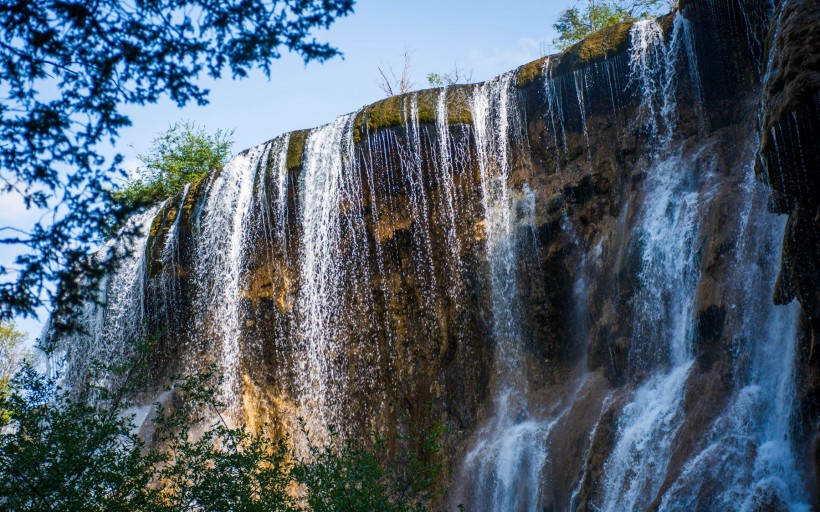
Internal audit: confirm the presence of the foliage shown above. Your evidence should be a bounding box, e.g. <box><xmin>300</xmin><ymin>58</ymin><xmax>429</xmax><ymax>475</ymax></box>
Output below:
<box><xmin>147</xmin><ymin>369</ymin><xmax>296</xmax><ymax>512</ymax></box>
<box><xmin>0</xmin><ymin>322</ymin><xmax>27</xmax><ymax>384</ymax></box>
<box><xmin>0</xmin><ymin>322</ymin><xmax>28</xmax><ymax>426</ymax></box>
<box><xmin>0</xmin><ymin>365</ymin><xmax>160</xmax><ymax>511</ymax></box>
<box><xmin>552</xmin><ymin>0</ymin><xmax>672</xmax><ymax>50</ymax></box>
<box><xmin>115</xmin><ymin>122</ymin><xmax>233</xmax><ymax>209</ymax></box>
<box><xmin>295</xmin><ymin>412</ymin><xmax>444</xmax><ymax>512</ymax></box>
<box><xmin>0</xmin><ymin>365</ymin><xmax>445</xmax><ymax>511</ymax></box>
<box><xmin>0</xmin><ymin>0</ymin><xmax>355</xmax><ymax>328</ymax></box>
<box><xmin>426</xmin><ymin>64</ymin><xmax>473</xmax><ymax>87</ymax></box>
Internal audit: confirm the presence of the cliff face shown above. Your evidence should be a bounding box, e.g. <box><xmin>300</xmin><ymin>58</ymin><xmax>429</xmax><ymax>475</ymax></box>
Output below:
<box><xmin>756</xmin><ymin>0</ymin><xmax>820</xmax><ymax>501</ymax></box>
<box><xmin>53</xmin><ymin>0</ymin><xmax>820</xmax><ymax>509</ymax></box>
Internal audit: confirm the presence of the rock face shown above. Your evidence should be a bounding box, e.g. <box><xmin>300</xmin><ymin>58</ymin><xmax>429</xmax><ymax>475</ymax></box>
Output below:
<box><xmin>52</xmin><ymin>0</ymin><xmax>820</xmax><ymax>509</ymax></box>
<box><xmin>755</xmin><ymin>0</ymin><xmax>820</xmax><ymax>502</ymax></box>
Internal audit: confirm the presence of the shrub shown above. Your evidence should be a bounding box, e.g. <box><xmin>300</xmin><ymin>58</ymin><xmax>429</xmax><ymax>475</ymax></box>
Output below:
<box><xmin>115</xmin><ymin>122</ymin><xmax>233</xmax><ymax>208</ymax></box>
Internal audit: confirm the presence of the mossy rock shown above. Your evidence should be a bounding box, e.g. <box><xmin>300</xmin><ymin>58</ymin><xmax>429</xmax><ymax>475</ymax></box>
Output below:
<box><xmin>146</xmin><ymin>202</ymin><xmax>174</xmax><ymax>277</ymax></box>
<box><xmin>552</xmin><ymin>20</ymin><xmax>636</xmax><ymax>77</ymax></box>
<box><xmin>352</xmin><ymin>86</ymin><xmax>473</xmax><ymax>143</ymax></box>
<box><xmin>517</xmin><ymin>57</ymin><xmax>549</xmax><ymax>86</ymax></box>
<box><xmin>286</xmin><ymin>129</ymin><xmax>310</xmax><ymax>172</ymax></box>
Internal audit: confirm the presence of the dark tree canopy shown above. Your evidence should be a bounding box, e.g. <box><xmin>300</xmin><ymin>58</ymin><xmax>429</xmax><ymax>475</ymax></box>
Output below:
<box><xmin>0</xmin><ymin>0</ymin><xmax>355</xmax><ymax>328</ymax></box>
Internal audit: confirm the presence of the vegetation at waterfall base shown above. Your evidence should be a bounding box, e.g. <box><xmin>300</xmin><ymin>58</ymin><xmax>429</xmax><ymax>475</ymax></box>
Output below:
<box><xmin>0</xmin><ymin>0</ymin><xmax>355</xmax><ymax>327</ymax></box>
<box><xmin>552</xmin><ymin>0</ymin><xmax>673</xmax><ymax>50</ymax></box>
<box><xmin>114</xmin><ymin>122</ymin><xmax>233</xmax><ymax>210</ymax></box>
<box><xmin>0</xmin><ymin>363</ymin><xmax>445</xmax><ymax>511</ymax></box>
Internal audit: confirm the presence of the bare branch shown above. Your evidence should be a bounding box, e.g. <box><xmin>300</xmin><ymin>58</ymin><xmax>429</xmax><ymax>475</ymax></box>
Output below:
<box><xmin>377</xmin><ymin>66</ymin><xmax>395</xmax><ymax>97</ymax></box>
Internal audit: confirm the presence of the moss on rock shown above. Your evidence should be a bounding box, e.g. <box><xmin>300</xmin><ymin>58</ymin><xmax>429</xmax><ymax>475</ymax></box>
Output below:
<box><xmin>353</xmin><ymin>86</ymin><xmax>473</xmax><ymax>142</ymax></box>
<box><xmin>517</xmin><ymin>57</ymin><xmax>549</xmax><ymax>86</ymax></box>
<box><xmin>552</xmin><ymin>20</ymin><xmax>636</xmax><ymax>77</ymax></box>
<box><xmin>286</xmin><ymin>129</ymin><xmax>310</xmax><ymax>172</ymax></box>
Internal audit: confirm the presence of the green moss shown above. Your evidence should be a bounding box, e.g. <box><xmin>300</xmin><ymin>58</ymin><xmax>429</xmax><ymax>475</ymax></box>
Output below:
<box><xmin>146</xmin><ymin>203</ymin><xmax>172</xmax><ymax>277</ymax></box>
<box><xmin>552</xmin><ymin>19</ymin><xmax>636</xmax><ymax>76</ymax></box>
<box><xmin>352</xmin><ymin>86</ymin><xmax>473</xmax><ymax>143</ymax></box>
<box><xmin>149</xmin><ymin>206</ymin><xmax>168</xmax><ymax>239</ymax></box>
<box><xmin>286</xmin><ymin>129</ymin><xmax>310</xmax><ymax>172</ymax></box>
<box><xmin>445</xmin><ymin>86</ymin><xmax>473</xmax><ymax>125</ymax></box>
<box><xmin>517</xmin><ymin>57</ymin><xmax>549</xmax><ymax>86</ymax></box>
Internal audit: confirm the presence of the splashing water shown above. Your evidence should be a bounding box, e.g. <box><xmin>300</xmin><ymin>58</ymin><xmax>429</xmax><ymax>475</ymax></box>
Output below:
<box><xmin>597</xmin><ymin>17</ymin><xmax>715</xmax><ymax>510</ymax></box>
<box><xmin>658</xmin><ymin>171</ymin><xmax>809</xmax><ymax>511</ymax></box>
<box><xmin>52</xmin><ymin>205</ymin><xmax>161</xmax><ymax>392</ymax></box>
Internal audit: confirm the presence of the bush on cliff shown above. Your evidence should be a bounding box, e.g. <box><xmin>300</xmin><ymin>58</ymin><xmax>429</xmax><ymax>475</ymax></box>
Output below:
<box><xmin>115</xmin><ymin>122</ymin><xmax>234</xmax><ymax>209</ymax></box>
<box><xmin>553</xmin><ymin>0</ymin><xmax>673</xmax><ymax>50</ymax></box>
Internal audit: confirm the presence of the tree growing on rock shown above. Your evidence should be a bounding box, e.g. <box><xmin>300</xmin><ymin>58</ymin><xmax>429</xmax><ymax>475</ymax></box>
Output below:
<box><xmin>377</xmin><ymin>50</ymin><xmax>416</xmax><ymax>97</ymax></box>
<box><xmin>115</xmin><ymin>122</ymin><xmax>233</xmax><ymax>209</ymax></box>
<box><xmin>552</xmin><ymin>0</ymin><xmax>674</xmax><ymax>50</ymax></box>
<box><xmin>427</xmin><ymin>64</ymin><xmax>474</xmax><ymax>87</ymax></box>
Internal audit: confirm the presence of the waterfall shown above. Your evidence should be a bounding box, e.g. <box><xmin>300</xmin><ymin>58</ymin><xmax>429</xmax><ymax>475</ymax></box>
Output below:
<box><xmin>192</xmin><ymin>144</ymin><xmax>265</xmax><ymax>406</ymax></box>
<box><xmin>596</xmin><ymin>17</ymin><xmax>714</xmax><ymax>510</ymax></box>
<box><xmin>48</xmin><ymin>1</ymin><xmax>817</xmax><ymax>507</ymax></box>
<box><xmin>455</xmin><ymin>72</ymin><xmax>552</xmax><ymax>512</ymax></box>
<box><xmin>595</xmin><ymin>148</ymin><xmax>706</xmax><ymax>510</ymax></box>
<box><xmin>155</xmin><ymin>184</ymin><xmax>190</xmax><ymax>328</ymax></box>
<box><xmin>254</xmin><ymin>134</ymin><xmax>291</xmax><ymax>261</ymax></box>
<box><xmin>472</xmin><ymin>73</ymin><xmax>524</xmax><ymax>391</ymax></box>
<box><xmin>53</xmin><ymin>205</ymin><xmax>160</xmax><ymax>392</ymax></box>
<box><xmin>296</xmin><ymin>114</ymin><xmax>368</xmax><ymax>437</ymax></box>
<box><xmin>434</xmin><ymin>87</ymin><xmax>465</xmax><ymax>278</ymax></box>
<box><xmin>657</xmin><ymin>174</ymin><xmax>809</xmax><ymax>511</ymax></box>
<box><xmin>545</xmin><ymin>58</ymin><xmax>569</xmax><ymax>159</ymax></box>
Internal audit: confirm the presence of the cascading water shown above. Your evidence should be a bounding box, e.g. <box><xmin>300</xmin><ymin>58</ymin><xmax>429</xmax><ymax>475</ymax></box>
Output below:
<box><xmin>48</xmin><ymin>1</ymin><xmax>819</xmax><ymax>508</ymax></box>
<box><xmin>52</xmin><ymin>205</ymin><xmax>161</xmax><ymax>391</ymax></box>
<box><xmin>151</xmin><ymin>184</ymin><xmax>191</xmax><ymax>331</ymax></box>
<box><xmin>455</xmin><ymin>73</ymin><xmax>552</xmax><ymax>512</ymax></box>
<box><xmin>192</xmin><ymin>144</ymin><xmax>265</xmax><ymax>406</ymax></box>
<box><xmin>657</xmin><ymin>170</ymin><xmax>809</xmax><ymax>511</ymax></box>
<box><xmin>596</xmin><ymin>17</ymin><xmax>712</xmax><ymax>511</ymax></box>
<box><xmin>434</xmin><ymin>86</ymin><xmax>465</xmax><ymax>277</ymax></box>
<box><xmin>296</xmin><ymin>114</ymin><xmax>372</xmax><ymax>437</ymax></box>
<box><xmin>253</xmin><ymin>134</ymin><xmax>291</xmax><ymax>262</ymax></box>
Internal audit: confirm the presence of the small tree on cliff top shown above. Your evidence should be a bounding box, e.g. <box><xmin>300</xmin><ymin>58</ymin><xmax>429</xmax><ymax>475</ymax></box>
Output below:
<box><xmin>553</xmin><ymin>0</ymin><xmax>674</xmax><ymax>50</ymax></box>
<box><xmin>115</xmin><ymin>122</ymin><xmax>233</xmax><ymax>209</ymax></box>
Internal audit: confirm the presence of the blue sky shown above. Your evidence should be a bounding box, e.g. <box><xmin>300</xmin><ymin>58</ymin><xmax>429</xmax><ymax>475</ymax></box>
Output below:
<box><xmin>6</xmin><ymin>0</ymin><xmax>568</xmax><ymax>343</ymax></box>
<box><xmin>117</xmin><ymin>0</ymin><xmax>565</xmax><ymax>162</ymax></box>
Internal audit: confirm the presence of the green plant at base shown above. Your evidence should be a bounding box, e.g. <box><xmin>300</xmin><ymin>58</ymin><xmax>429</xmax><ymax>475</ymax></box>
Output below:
<box><xmin>0</xmin><ymin>361</ymin><xmax>445</xmax><ymax>511</ymax></box>
<box><xmin>0</xmin><ymin>322</ymin><xmax>29</xmax><ymax>427</ymax></box>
